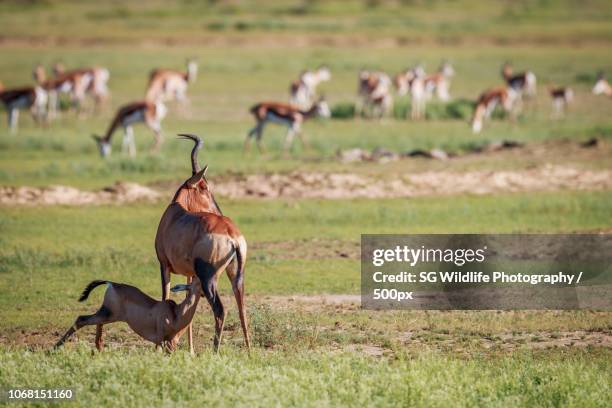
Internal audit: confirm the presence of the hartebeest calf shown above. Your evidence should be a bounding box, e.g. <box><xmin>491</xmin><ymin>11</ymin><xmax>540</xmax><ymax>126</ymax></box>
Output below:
<box><xmin>471</xmin><ymin>86</ymin><xmax>518</xmax><ymax>133</ymax></box>
<box><xmin>289</xmin><ymin>66</ymin><xmax>331</xmax><ymax>109</ymax></box>
<box><xmin>501</xmin><ymin>62</ymin><xmax>537</xmax><ymax>98</ymax></box>
<box><xmin>0</xmin><ymin>84</ymin><xmax>47</xmax><ymax>132</ymax></box>
<box><xmin>549</xmin><ymin>87</ymin><xmax>573</xmax><ymax>118</ymax></box>
<box><xmin>54</xmin><ymin>277</ymin><xmax>203</xmax><ymax>353</ymax></box>
<box><xmin>245</xmin><ymin>98</ymin><xmax>330</xmax><ymax>153</ymax></box>
<box><xmin>146</xmin><ymin>59</ymin><xmax>198</xmax><ymax>106</ymax></box>
<box><xmin>92</xmin><ymin>100</ymin><xmax>167</xmax><ymax>157</ymax></box>
<box><xmin>156</xmin><ymin>134</ymin><xmax>249</xmax><ymax>353</ymax></box>
<box><xmin>592</xmin><ymin>73</ymin><xmax>612</xmax><ymax>97</ymax></box>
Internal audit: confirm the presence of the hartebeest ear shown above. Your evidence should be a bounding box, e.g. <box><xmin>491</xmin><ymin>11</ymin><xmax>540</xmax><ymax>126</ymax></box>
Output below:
<box><xmin>186</xmin><ymin>166</ymin><xmax>208</xmax><ymax>188</ymax></box>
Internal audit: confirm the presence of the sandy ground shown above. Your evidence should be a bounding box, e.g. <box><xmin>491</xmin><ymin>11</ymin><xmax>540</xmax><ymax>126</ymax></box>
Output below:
<box><xmin>213</xmin><ymin>165</ymin><xmax>612</xmax><ymax>199</ymax></box>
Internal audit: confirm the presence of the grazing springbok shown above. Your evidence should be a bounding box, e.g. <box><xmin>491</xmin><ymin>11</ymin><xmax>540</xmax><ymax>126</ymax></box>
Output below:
<box><xmin>394</xmin><ymin>66</ymin><xmax>427</xmax><ymax>119</ymax></box>
<box><xmin>424</xmin><ymin>61</ymin><xmax>455</xmax><ymax>101</ymax></box>
<box><xmin>549</xmin><ymin>87</ymin><xmax>573</xmax><ymax>118</ymax></box>
<box><xmin>501</xmin><ymin>62</ymin><xmax>537</xmax><ymax>98</ymax></box>
<box><xmin>289</xmin><ymin>66</ymin><xmax>331</xmax><ymax>109</ymax></box>
<box><xmin>0</xmin><ymin>85</ymin><xmax>47</xmax><ymax>132</ymax></box>
<box><xmin>245</xmin><ymin>97</ymin><xmax>330</xmax><ymax>153</ymax></box>
<box><xmin>357</xmin><ymin>70</ymin><xmax>393</xmax><ymax>118</ymax></box>
<box><xmin>92</xmin><ymin>100</ymin><xmax>167</xmax><ymax>157</ymax></box>
<box><xmin>471</xmin><ymin>86</ymin><xmax>518</xmax><ymax>133</ymax></box>
<box><xmin>33</xmin><ymin>64</ymin><xmax>91</xmax><ymax>118</ymax></box>
<box><xmin>145</xmin><ymin>59</ymin><xmax>198</xmax><ymax>107</ymax></box>
<box><xmin>54</xmin><ymin>277</ymin><xmax>203</xmax><ymax>353</ymax></box>
<box><xmin>592</xmin><ymin>73</ymin><xmax>612</xmax><ymax>97</ymax></box>
<box><xmin>52</xmin><ymin>62</ymin><xmax>110</xmax><ymax>112</ymax></box>
<box><xmin>156</xmin><ymin>134</ymin><xmax>249</xmax><ymax>353</ymax></box>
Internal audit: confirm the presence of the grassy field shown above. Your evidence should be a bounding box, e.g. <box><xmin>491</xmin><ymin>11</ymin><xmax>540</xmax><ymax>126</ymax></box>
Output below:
<box><xmin>1</xmin><ymin>1</ymin><xmax>611</xmax><ymax>406</ymax></box>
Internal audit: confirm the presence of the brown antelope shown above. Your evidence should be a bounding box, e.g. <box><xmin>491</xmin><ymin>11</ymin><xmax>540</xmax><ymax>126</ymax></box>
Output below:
<box><xmin>424</xmin><ymin>61</ymin><xmax>455</xmax><ymax>101</ymax></box>
<box><xmin>54</xmin><ymin>277</ymin><xmax>203</xmax><ymax>353</ymax></box>
<box><xmin>394</xmin><ymin>65</ymin><xmax>427</xmax><ymax>119</ymax></box>
<box><xmin>33</xmin><ymin>64</ymin><xmax>91</xmax><ymax>118</ymax></box>
<box><xmin>357</xmin><ymin>70</ymin><xmax>393</xmax><ymax>118</ymax></box>
<box><xmin>0</xmin><ymin>85</ymin><xmax>47</xmax><ymax>133</ymax></box>
<box><xmin>145</xmin><ymin>59</ymin><xmax>198</xmax><ymax>106</ymax></box>
<box><xmin>289</xmin><ymin>66</ymin><xmax>331</xmax><ymax>109</ymax></box>
<box><xmin>549</xmin><ymin>87</ymin><xmax>573</xmax><ymax>118</ymax></box>
<box><xmin>471</xmin><ymin>86</ymin><xmax>518</xmax><ymax>133</ymax></box>
<box><xmin>592</xmin><ymin>73</ymin><xmax>612</xmax><ymax>97</ymax></box>
<box><xmin>245</xmin><ymin>97</ymin><xmax>330</xmax><ymax>153</ymax></box>
<box><xmin>52</xmin><ymin>62</ymin><xmax>110</xmax><ymax>112</ymax></box>
<box><xmin>92</xmin><ymin>100</ymin><xmax>167</xmax><ymax>157</ymax></box>
<box><xmin>156</xmin><ymin>134</ymin><xmax>249</xmax><ymax>353</ymax></box>
<box><xmin>501</xmin><ymin>62</ymin><xmax>537</xmax><ymax>98</ymax></box>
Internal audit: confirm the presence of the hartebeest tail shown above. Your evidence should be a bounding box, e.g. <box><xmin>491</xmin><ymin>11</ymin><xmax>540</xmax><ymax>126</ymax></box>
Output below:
<box><xmin>78</xmin><ymin>280</ymin><xmax>108</xmax><ymax>301</ymax></box>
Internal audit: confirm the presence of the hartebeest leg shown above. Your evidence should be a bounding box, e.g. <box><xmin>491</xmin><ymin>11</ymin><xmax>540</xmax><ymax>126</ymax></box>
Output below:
<box><xmin>54</xmin><ymin>307</ymin><xmax>112</xmax><ymax>349</ymax></box>
<box><xmin>95</xmin><ymin>324</ymin><xmax>104</xmax><ymax>351</ymax></box>
<box><xmin>160</xmin><ymin>264</ymin><xmax>171</xmax><ymax>300</ymax></box>
<box><xmin>232</xmin><ymin>276</ymin><xmax>251</xmax><ymax>350</ymax></box>
<box><xmin>186</xmin><ymin>275</ymin><xmax>194</xmax><ymax>355</ymax></box>
<box><xmin>194</xmin><ymin>258</ymin><xmax>226</xmax><ymax>351</ymax></box>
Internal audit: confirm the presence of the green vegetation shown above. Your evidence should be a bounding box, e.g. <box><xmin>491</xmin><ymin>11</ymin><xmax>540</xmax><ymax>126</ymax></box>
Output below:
<box><xmin>1</xmin><ymin>1</ymin><xmax>611</xmax><ymax>406</ymax></box>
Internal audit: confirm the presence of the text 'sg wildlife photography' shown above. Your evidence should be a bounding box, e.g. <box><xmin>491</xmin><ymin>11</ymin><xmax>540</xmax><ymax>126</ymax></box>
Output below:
<box><xmin>0</xmin><ymin>1</ymin><xmax>611</xmax><ymax>407</ymax></box>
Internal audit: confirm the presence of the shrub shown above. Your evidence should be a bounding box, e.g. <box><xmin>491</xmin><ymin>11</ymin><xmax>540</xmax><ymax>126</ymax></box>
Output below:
<box><xmin>330</xmin><ymin>102</ymin><xmax>355</xmax><ymax>119</ymax></box>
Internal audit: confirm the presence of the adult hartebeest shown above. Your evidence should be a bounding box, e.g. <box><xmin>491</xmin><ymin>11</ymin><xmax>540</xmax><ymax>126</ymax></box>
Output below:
<box><xmin>155</xmin><ymin>134</ymin><xmax>249</xmax><ymax>353</ymax></box>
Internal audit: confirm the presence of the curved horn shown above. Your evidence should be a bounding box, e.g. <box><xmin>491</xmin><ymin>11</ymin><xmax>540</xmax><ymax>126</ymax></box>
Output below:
<box><xmin>177</xmin><ymin>134</ymin><xmax>202</xmax><ymax>175</ymax></box>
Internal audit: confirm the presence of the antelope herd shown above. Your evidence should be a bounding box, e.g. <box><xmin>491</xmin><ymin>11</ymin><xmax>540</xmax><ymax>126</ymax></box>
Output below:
<box><xmin>1</xmin><ymin>59</ymin><xmax>610</xmax><ymax>149</ymax></box>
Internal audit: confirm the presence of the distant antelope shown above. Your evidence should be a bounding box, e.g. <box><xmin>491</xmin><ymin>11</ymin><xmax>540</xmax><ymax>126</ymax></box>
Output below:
<box><xmin>156</xmin><ymin>134</ymin><xmax>250</xmax><ymax>352</ymax></box>
<box><xmin>289</xmin><ymin>66</ymin><xmax>331</xmax><ymax>109</ymax></box>
<box><xmin>245</xmin><ymin>97</ymin><xmax>330</xmax><ymax>153</ymax></box>
<box><xmin>146</xmin><ymin>59</ymin><xmax>198</xmax><ymax>106</ymax></box>
<box><xmin>549</xmin><ymin>87</ymin><xmax>573</xmax><ymax>118</ymax></box>
<box><xmin>501</xmin><ymin>62</ymin><xmax>537</xmax><ymax>98</ymax></box>
<box><xmin>394</xmin><ymin>65</ymin><xmax>427</xmax><ymax>119</ymax></box>
<box><xmin>592</xmin><ymin>73</ymin><xmax>612</xmax><ymax>97</ymax></box>
<box><xmin>424</xmin><ymin>61</ymin><xmax>455</xmax><ymax>101</ymax></box>
<box><xmin>54</xmin><ymin>277</ymin><xmax>203</xmax><ymax>353</ymax></box>
<box><xmin>357</xmin><ymin>70</ymin><xmax>393</xmax><ymax>118</ymax></box>
<box><xmin>471</xmin><ymin>86</ymin><xmax>518</xmax><ymax>133</ymax></box>
<box><xmin>0</xmin><ymin>85</ymin><xmax>47</xmax><ymax>132</ymax></box>
<box><xmin>52</xmin><ymin>62</ymin><xmax>110</xmax><ymax>112</ymax></box>
<box><xmin>92</xmin><ymin>100</ymin><xmax>167</xmax><ymax>157</ymax></box>
<box><xmin>33</xmin><ymin>64</ymin><xmax>90</xmax><ymax>118</ymax></box>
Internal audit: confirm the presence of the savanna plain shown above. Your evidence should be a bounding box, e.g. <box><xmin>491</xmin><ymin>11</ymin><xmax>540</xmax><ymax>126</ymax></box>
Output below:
<box><xmin>0</xmin><ymin>1</ymin><xmax>611</xmax><ymax>406</ymax></box>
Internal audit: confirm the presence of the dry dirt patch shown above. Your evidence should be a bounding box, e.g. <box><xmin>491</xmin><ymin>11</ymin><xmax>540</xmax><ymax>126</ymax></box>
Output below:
<box><xmin>0</xmin><ymin>182</ymin><xmax>160</xmax><ymax>206</ymax></box>
<box><xmin>214</xmin><ymin>165</ymin><xmax>612</xmax><ymax>199</ymax></box>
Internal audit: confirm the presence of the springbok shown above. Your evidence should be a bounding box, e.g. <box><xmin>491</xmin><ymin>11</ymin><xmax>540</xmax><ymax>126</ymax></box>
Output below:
<box><xmin>52</xmin><ymin>62</ymin><xmax>110</xmax><ymax>112</ymax></box>
<box><xmin>0</xmin><ymin>85</ymin><xmax>47</xmax><ymax>132</ymax></box>
<box><xmin>592</xmin><ymin>73</ymin><xmax>612</xmax><ymax>97</ymax></box>
<box><xmin>145</xmin><ymin>59</ymin><xmax>198</xmax><ymax>106</ymax></box>
<box><xmin>471</xmin><ymin>86</ymin><xmax>518</xmax><ymax>133</ymax></box>
<box><xmin>92</xmin><ymin>100</ymin><xmax>167</xmax><ymax>157</ymax></box>
<box><xmin>501</xmin><ymin>62</ymin><xmax>537</xmax><ymax>98</ymax></box>
<box><xmin>245</xmin><ymin>97</ymin><xmax>330</xmax><ymax>153</ymax></box>
<box><xmin>156</xmin><ymin>134</ymin><xmax>249</xmax><ymax>353</ymax></box>
<box><xmin>289</xmin><ymin>66</ymin><xmax>331</xmax><ymax>109</ymax></box>
<box><xmin>54</xmin><ymin>277</ymin><xmax>203</xmax><ymax>352</ymax></box>
<box><xmin>424</xmin><ymin>61</ymin><xmax>455</xmax><ymax>101</ymax></box>
<box><xmin>357</xmin><ymin>70</ymin><xmax>393</xmax><ymax>118</ymax></box>
<box><xmin>33</xmin><ymin>64</ymin><xmax>89</xmax><ymax>118</ymax></box>
<box><xmin>549</xmin><ymin>87</ymin><xmax>573</xmax><ymax>118</ymax></box>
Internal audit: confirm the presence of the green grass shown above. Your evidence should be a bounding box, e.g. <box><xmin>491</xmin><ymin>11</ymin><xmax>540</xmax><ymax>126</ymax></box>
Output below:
<box><xmin>0</xmin><ymin>348</ymin><xmax>610</xmax><ymax>407</ymax></box>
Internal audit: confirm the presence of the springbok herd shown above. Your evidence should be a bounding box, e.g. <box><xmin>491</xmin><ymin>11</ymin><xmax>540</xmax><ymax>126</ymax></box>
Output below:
<box><xmin>0</xmin><ymin>60</ymin><xmax>610</xmax><ymax>155</ymax></box>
